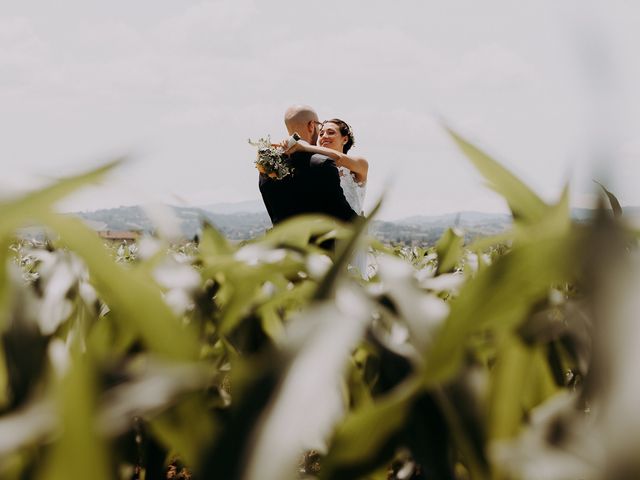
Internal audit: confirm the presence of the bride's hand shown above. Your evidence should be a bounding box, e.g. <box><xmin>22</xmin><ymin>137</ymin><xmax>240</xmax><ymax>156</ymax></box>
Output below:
<box><xmin>284</xmin><ymin>139</ymin><xmax>311</xmax><ymax>154</ymax></box>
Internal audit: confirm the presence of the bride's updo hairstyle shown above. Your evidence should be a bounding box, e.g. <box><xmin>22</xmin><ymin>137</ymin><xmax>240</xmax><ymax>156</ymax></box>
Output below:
<box><xmin>323</xmin><ymin>118</ymin><xmax>355</xmax><ymax>153</ymax></box>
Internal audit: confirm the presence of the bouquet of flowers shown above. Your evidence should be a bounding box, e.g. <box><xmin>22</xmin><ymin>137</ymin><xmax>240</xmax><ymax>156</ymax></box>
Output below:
<box><xmin>248</xmin><ymin>133</ymin><xmax>300</xmax><ymax>180</ymax></box>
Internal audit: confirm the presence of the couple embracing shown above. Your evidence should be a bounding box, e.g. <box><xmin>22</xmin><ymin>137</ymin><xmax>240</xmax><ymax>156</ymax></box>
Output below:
<box><xmin>258</xmin><ymin>105</ymin><xmax>369</xmax><ymax>227</ymax></box>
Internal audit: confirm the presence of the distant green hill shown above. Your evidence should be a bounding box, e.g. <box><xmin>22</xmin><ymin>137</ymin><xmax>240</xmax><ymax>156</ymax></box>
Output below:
<box><xmin>75</xmin><ymin>205</ymin><xmax>271</xmax><ymax>241</ymax></box>
<box><xmin>73</xmin><ymin>204</ymin><xmax>640</xmax><ymax>245</ymax></box>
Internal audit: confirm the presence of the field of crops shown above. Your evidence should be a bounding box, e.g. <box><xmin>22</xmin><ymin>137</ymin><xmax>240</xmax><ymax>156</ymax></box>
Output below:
<box><xmin>1</xmin><ymin>131</ymin><xmax>639</xmax><ymax>480</ymax></box>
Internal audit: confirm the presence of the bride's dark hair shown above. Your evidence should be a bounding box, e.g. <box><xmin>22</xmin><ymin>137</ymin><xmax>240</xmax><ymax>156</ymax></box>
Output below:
<box><xmin>322</xmin><ymin>118</ymin><xmax>355</xmax><ymax>153</ymax></box>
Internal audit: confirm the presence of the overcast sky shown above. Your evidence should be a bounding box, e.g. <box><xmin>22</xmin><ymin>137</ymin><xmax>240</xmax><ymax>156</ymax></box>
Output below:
<box><xmin>1</xmin><ymin>0</ymin><xmax>639</xmax><ymax>219</ymax></box>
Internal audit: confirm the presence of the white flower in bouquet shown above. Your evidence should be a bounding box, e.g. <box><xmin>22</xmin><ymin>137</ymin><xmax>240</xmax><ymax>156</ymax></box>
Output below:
<box><xmin>248</xmin><ymin>133</ymin><xmax>300</xmax><ymax>180</ymax></box>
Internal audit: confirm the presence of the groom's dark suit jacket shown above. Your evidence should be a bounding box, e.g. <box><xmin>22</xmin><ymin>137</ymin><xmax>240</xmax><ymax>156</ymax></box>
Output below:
<box><xmin>259</xmin><ymin>152</ymin><xmax>357</xmax><ymax>225</ymax></box>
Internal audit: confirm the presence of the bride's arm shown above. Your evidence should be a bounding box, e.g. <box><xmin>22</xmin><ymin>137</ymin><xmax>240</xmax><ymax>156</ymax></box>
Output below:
<box><xmin>288</xmin><ymin>141</ymin><xmax>369</xmax><ymax>183</ymax></box>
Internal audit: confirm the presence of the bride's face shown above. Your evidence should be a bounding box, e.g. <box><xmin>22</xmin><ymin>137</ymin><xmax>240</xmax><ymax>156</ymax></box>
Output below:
<box><xmin>318</xmin><ymin>122</ymin><xmax>348</xmax><ymax>152</ymax></box>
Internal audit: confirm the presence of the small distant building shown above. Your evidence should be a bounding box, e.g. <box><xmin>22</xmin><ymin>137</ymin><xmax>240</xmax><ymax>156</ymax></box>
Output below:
<box><xmin>98</xmin><ymin>230</ymin><xmax>141</xmax><ymax>242</ymax></box>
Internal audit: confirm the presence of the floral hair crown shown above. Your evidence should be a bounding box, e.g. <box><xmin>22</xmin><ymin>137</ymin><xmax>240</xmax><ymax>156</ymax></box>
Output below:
<box><xmin>344</xmin><ymin>122</ymin><xmax>355</xmax><ymax>147</ymax></box>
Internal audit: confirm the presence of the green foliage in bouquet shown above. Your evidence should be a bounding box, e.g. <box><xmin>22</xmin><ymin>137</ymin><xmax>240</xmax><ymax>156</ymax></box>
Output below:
<box><xmin>249</xmin><ymin>136</ymin><xmax>295</xmax><ymax>180</ymax></box>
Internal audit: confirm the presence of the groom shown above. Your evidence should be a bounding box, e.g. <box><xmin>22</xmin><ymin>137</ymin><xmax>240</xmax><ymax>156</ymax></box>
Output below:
<box><xmin>258</xmin><ymin>105</ymin><xmax>357</xmax><ymax>225</ymax></box>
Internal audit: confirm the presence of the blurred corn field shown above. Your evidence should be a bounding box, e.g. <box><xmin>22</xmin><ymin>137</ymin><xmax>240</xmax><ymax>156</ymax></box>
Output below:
<box><xmin>1</xmin><ymin>130</ymin><xmax>639</xmax><ymax>480</ymax></box>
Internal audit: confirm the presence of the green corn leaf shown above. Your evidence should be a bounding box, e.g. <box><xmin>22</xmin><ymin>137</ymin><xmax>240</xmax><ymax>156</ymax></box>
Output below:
<box><xmin>198</xmin><ymin>221</ymin><xmax>234</xmax><ymax>257</ymax></box>
<box><xmin>0</xmin><ymin>159</ymin><xmax>123</xmax><ymax>235</ymax></box>
<box><xmin>0</xmin><ymin>160</ymin><xmax>123</xmax><ymax>329</ymax></box>
<box><xmin>0</xmin><ymin>238</ymin><xmax>12</xmax><ymax>330</ymax></box>
<box><xmin>149</xmin><ymin>394</ymin><xmax>218</xmax><ymax>470</ymax></box>
<box><xmin>321</xmin><ymin>377</ymin><xmax>422</xmax><ymax>480</ymax></box>
<box><xmin>260</xmin><ymin>215</ymin><xmax>351</xmax><ymax>251</ymax></box>
<box><xmin>433</xmin><ymin>386</ymin><xmax>489</xmax><ymax>479</ymax></box>
<box><xmin>446</xmin><ymin>128</ymin><xmax>548</xmax><ymax>223</ymax></box>
<box><xmin>488</xmin><ymin>337</ymin><xmax>559</xmax><ymax>440</ymax></box>
<box><xmin>424</xmin><ymin>227</ymin><xmax>577</xmax><ymax>385</ymax></box>
<box><xmin>487</xmin><ymin>337</ymin><xmax>532</xmax><ymax>440</ymax></box>
<box><xmin>36</xmin><ymin>213</ymin><xmax>200</xmax><ymax>360</ymax></box>
<box><xmin>594</xmin><ymin>180</ymin><xmax>623</xmax><ymax>217</ymax></box>
<box><xmin>210</xmin><ymin>258</ymin><xmax>306</xmax><ymax>337</ymax></box>
<box><xmin>38</xmin><ymin>346</ymin><xmax>110</xmax><ymax>480</ymax></box>
<box><xmin>315</xmin><ymin>197</ymin><xmax>382</xmax><ymax>301</ymax></box>
<box><xmin>422</xmin><ymin>174</ymin><xmax>574</xmax><ymax>385</ymax></box>
<box><xmin>435</xmin><ymin>227</ymin><xmax>465</xmax><ymax>274</ymax></box>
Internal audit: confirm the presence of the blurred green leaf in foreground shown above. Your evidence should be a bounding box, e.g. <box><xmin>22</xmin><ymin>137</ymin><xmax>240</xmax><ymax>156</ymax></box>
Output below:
<box><xmin>0</xmin><ymin>135</ymin><xmax>638</xmax><ymax>480</ymax></box>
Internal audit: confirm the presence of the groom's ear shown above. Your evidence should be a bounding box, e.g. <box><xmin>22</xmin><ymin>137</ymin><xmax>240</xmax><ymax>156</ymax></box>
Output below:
<box><xmin>305</xmin><ymin>121</ymin><xmax>316</xmax><ymax>140</ymax></box>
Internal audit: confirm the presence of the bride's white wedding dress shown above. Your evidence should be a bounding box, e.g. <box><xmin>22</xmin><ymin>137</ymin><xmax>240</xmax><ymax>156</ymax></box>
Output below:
<box><xmin>338</xmin><ymin>166</ymin><xmax>371</xmax><ymax>279</ymax></box>
<box><xmin>338</xmin><ymin>166</ymin><xmax>366</xmax><ymax>216</ymax></box>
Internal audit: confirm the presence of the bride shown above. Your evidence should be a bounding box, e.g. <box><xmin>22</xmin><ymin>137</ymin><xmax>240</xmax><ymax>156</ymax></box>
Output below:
<box><xmin>285</xmin><ymin>118</ymin><xmax>371</xmax><ymax>278</ymax></box>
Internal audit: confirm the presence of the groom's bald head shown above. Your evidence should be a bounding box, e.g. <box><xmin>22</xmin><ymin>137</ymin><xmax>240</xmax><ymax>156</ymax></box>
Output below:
<box><xmin>284</xmin><ymin>105</ymin><xmax>320</xmax><ymax>144</ymax></box>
